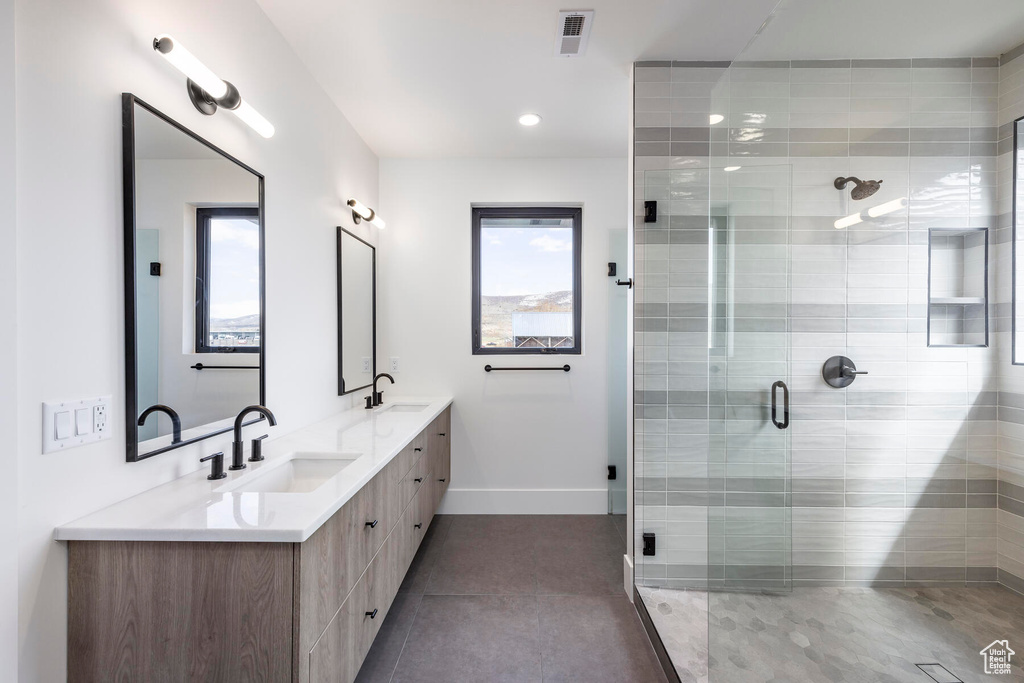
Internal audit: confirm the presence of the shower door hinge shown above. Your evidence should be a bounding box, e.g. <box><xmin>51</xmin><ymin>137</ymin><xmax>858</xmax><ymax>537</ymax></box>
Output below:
<box><xmin>644</xmin><ymin>200</ymin><xmax>657</xmax><ymax>223</ymax></box>
<box><xmin>608</xmin><ymin>465</ymin><xmax>616</xmax><ymax>480</ymax></box>
<box><xmin>642</xmin><ymin>532</ymin><xmax>656</xmax><ymax>556</ymax></box>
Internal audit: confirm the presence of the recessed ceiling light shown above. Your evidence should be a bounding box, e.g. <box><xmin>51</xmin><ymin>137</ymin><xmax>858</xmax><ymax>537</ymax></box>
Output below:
<box><xmin>709</xmin><ymin>114</ymin><xmax>724</xmax><ymax>125</ymax></box>
<box><xmin>519</xmin><ymin>113</ymin><xmax>542</xmax><ymax>127</ymax></box>
<box><xmin>724</xmin><ymin>166</ymin><xmax>741</xmax><ymax>172</ymax></box>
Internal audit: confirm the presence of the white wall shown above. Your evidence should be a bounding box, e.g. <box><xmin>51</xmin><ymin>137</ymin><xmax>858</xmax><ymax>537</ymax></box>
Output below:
<box><xmin>379</xmin><ymin>158</ymin><xmax>627</xmax><ymax>514</ymax></box>
<box><xmin>0</xmin><ymin>0</ymin><xmax>17</xmax><ymax>677</ymax></box>
<box><xmin>15</xmin><ymin>1</ymin><xmax>380</xmax><ymax>680</ymax></box>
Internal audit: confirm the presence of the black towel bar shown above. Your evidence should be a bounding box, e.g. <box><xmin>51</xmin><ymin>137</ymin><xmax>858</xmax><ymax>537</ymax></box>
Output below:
<box><xmin>484</xmin><ymin>365</ymin><xmax>570</xmax><ymax>373</ymax></box>
<box><xmin>191</xmin><ymin>363</ymin><xmax>260</xmax><ymax>371</ymax></box>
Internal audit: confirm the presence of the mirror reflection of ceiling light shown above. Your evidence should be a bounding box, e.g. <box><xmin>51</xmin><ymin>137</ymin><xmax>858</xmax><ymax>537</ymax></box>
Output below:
<box><xmin>724</xmin><ymin>166</ymin><xmax>741</xmax><ymax>172</ymax></box>
<box><xmin>153</xmin><ymin>34</ymin><xmax>275</xmax><ymax>138</ymax></box>
<box><xmin>834</xmin><ymin>214</ymin><xmax>863</xmax><ymax>230</ymax></box>
<box><xmin>518</xmin><ymin>113</ymin><xmax>542</xmax><ymax>126</ymax></box>
<box><xmin>709</xmin><ymin>114</ymin><xmax>725</xmax><ymax>125</ymax></box>
<box><xmin>867</xmin><ymin>197</ymin><xmax>908</xmax><ymax>218</ymax></box>
<box><xmin>834</xmin><ymin>197</ymin><xmax>908</xmax><ymax>229</ymax></box>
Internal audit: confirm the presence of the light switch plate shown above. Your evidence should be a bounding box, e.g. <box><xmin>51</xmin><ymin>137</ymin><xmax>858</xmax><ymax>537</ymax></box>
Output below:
<box><xmin>42</xmin><ymin>396</ymin><xmax>113</xmax><ymax>454</ymax></box>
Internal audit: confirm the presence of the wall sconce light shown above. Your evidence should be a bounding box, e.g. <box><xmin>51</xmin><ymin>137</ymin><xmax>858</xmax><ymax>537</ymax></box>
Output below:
<box><xmin>347</xmin><ymin>199</ymin><xmax>386</xmax><ymax>229</ymax></box>
<box><xmin>153</xmin><ymin>34</ymin><xmax>275</xmax><ymax>139</ymax></box>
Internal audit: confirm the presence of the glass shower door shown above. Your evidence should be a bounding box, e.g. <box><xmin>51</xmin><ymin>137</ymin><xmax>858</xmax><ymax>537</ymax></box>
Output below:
<box><xmin>708</xmin><ymin>164</ymin><xmax>793</xmax><ymax>593</ymax></box>
<box><xmin>707</xmin><ymin>163</ymin><xmax>793</xmax><ymax>680</ymax></box>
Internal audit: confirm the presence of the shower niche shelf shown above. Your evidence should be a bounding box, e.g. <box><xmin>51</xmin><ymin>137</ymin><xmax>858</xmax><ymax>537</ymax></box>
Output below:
<box><xmin>927</xmin><ymin>227</ymin><xmax>988</xmax><ymax>347</ymax></box>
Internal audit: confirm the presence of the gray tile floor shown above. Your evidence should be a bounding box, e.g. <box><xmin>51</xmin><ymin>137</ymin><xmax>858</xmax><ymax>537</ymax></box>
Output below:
<box><xmin>356</xmin><ymin>514</ymin><xmax>666</xmax><ymax>683</ymax></box>
<box><xmin>638</xmin><ymin>584</ymin><xmax>1024</xmax><ymax>683</ymax></box>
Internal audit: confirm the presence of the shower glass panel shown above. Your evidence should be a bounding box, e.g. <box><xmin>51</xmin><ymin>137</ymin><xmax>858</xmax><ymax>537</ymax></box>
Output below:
<box><xmin>707</xmin><ymin>164</ymin><xmax>793</xmax><ymax>594</ymax></box>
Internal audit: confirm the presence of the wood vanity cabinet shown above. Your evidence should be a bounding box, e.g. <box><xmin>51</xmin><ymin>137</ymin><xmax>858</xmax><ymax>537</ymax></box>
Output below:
<box><xmin>67</xmin><ymin>406</ymin><xmax>452</xmax><ymax>683</ymax></box>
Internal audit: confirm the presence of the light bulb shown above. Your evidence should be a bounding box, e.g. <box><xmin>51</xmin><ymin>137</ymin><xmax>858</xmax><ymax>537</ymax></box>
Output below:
<box><xmin>153</xmin><ymin>35</ymin><xmax>227</xmax><ymax>99</ymax></box>
<box><xmin>518</xmin><ymin>113</ymin><xmax>542</xmax><ymax>126</ymax></box>
<box><xmin>230</xmin><ymin>100</ymin><xmax>275</xmax><ymax>139</ymax></box>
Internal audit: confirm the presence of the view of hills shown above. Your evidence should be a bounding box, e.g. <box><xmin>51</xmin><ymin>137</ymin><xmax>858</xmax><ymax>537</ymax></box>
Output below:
<box><xmin>210</xmin><ymin>313</ymin><xmax>260</xmax><ymax>332</ymax></box>
<box><xmin>480</xmin><ymin>290</ymin><xmax>572</xmax><ymax>347</ymax></box>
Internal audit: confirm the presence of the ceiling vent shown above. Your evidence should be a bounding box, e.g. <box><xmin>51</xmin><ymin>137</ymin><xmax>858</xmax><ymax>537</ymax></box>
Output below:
<box><xmin>555</xmin><ymin>10</ymin><xmax>594</xmax><ymax>57</ymax></box>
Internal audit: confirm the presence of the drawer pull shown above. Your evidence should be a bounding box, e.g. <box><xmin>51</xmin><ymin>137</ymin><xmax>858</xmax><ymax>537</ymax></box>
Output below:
<box><xmin>414</xmin><ymin>523</ymin><xmax>422</xmax><ymax>529</ymax></box>
<box><xmin>365</xmin><ymin>520</ymin><xmax>378</xmax><ymax>529</ymax></box>
<box><xmin>439</xmin><ymin>478</ymin><xmax>446</xmax><ymax>482</ymax></box>
<box><xmin>365</xmin><ymin>609</ymin><xmax>378</xmax><ymax>619</ymax></box>
<box><xmin>439</xmin><ymin>433</ymin><xmax>446</xmax><ymax>437</ymax></box>
<box><xmin>414</xmin><ymin>477</ymin><xmax>423</xmax><ymax>483</ymax></box>
<box><xmin>414</xmin><ymin>447</ymin><xmax>422</xmax><ymax>452</ymax></box>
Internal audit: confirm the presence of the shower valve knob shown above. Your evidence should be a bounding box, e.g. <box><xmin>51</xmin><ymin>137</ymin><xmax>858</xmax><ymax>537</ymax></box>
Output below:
<box><xmin>822</xmin><ymin>355</ymin><xmax>865</xmax><ymax>388</ymax></box>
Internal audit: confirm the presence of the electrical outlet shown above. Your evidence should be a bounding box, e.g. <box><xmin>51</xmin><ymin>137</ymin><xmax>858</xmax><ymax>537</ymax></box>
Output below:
<box><xmin>390</xmin><ymin>357</ymin><xmax>400</xmax><ymax>373</ymax></box>
<box><xmin>42</xmin><ymin>395</ymin><xmax>113</xmax><ymax>454</ymax></box>
<box><xmin>361</xmin><ymin>357</ymin><xmax>371</xmax><ymax>373</ymax></box>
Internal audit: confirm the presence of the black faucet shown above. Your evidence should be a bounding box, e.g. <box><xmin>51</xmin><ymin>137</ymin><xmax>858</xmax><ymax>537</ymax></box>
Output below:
<box><xmin>231</xmin><ymin>405</ymin><xmax>277</xmax><ymax>470</ymax></box>
<box><xmin>366</xmin><ymin>373</ymin><xmax>395</xmax><ymax>409</ymax></box>
<box><xmin>138</xmin><ymin>404</ymin><xmax>182</xmax><ymax>444</ymax></box>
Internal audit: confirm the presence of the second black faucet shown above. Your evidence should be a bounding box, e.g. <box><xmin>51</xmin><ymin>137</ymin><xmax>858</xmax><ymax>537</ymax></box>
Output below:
<box><xmin>231</xmin><ymin>405</ymin><xmax>277</xmax><ymax>470</ymax></box>
<box><xmin>365</xmin><ymin>373</ymin><xmax>395</xmax><ymax>409</ymax></box>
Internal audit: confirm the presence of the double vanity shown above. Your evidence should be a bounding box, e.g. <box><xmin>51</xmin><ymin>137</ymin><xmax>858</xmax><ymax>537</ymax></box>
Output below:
<box><xmin>58</xmin><ymin>397</ymin><xmax>452</xmax><ymax>682</ymax></box>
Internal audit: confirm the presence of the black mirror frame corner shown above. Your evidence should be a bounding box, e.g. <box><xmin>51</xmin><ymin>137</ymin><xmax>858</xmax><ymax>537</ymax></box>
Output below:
<box><xmin>336</xmin><ymin>226</ymin><xmax>377</xmax><ymax>396</ymax></box>
<box><xmin>122</xmin><ymin>92</ymin><xmax>267</xmax><ymax>462</ymax></box>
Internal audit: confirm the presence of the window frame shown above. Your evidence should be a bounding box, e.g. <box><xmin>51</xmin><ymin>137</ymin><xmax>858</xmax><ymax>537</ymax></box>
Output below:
<box><xmin>195</xmin><ymin>206</ymin><xmax>261</xmax><ymax>354</ymax></box>
<box><xmin>471</xmin><ymin>206</ymin><xmax>583</xmax><ymax>355</ymax></box>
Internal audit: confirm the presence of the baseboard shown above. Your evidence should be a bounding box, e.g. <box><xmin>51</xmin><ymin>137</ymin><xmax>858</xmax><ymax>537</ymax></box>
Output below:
<box><xmin>436</xmin><ymin>488</ymin><xmax>608</xmax><ymax>514</ymax></box>
<box><xmin>999</xmin><ymin>568</ymin><xmax>1024</xmax><ymax>596</ymax></box>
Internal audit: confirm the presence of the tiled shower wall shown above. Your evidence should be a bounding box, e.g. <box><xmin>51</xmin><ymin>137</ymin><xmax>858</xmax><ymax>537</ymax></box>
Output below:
<box><xmin>997</xmin><ymin>47</ymin><xmax>1024</xmax><ymax>595</ymax></box>
<box><xmin>634</xmin><ymin>55</ymin><xmax>1018</xmax><ymax>588</ymax></box>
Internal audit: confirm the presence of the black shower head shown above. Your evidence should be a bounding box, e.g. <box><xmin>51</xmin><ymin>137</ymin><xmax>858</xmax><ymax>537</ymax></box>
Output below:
<box><xmin>834</xmin><ymin>176</ymin><xmax>882</xmax><ymax>200</ymax></box>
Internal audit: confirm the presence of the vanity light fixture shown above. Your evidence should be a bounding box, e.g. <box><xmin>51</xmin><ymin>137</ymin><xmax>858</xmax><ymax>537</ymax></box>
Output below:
<box><xmin>518</xmin><ymin>113</ymin><xmax>542</xmax><ymax>126</ymax></box>
<box><xmin>347</xmin><ymin>199</ymin><xmax>386</xmax><ymax>230</ymax></box>
<box><xmin>153</xmin><ymin>34</ymin><xmax>275</xmax><ymax>138</ymax></box>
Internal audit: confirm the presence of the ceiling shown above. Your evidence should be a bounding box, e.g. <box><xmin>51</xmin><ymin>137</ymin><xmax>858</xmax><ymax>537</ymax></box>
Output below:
<box><xmin>256</xmin><ymin>0</ymin><xmax>1024</xmax><ymax>159</ymax></box>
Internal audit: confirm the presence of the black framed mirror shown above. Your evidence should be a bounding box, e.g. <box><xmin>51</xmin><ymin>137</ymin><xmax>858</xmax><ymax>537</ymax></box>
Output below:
<box><xmin>123</xmin><ymin>93</ymin><xmax>266</xmax><ymax>461</ymax></box>
<box><xmin>337</xmin><ymin>227</ymin><xmax>376</xmax><ymax>395</ymax></box>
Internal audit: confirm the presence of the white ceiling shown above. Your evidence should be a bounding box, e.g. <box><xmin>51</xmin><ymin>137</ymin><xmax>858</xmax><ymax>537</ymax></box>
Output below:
<box><xmin>742</xmin><ymin>0</ymin><xmax>1024</xmax><ymax>62</ymax></box>
<box><xmin>256</xmin><ymin>0</ymin><xmax>1024</xmax><ymax>159</ymax></box>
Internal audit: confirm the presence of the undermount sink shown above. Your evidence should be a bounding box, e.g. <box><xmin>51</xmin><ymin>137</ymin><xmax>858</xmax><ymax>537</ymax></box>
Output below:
<box><xmin>377</xmin><ymin>403</ymin><xmax>430</xmax><ymax>413</ymax></box>
<box><xmin>217</xmin><ymin>454</ymin><xmax>359</xmax><ymax>494</ymax></box>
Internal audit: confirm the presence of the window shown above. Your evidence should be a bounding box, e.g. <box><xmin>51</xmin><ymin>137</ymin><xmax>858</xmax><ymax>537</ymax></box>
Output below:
<box><xmin>195</xmin><ymin>207</ymin><xmax>261</xmax><ymax>353</ymax></box>
<box><xmin>472</xmin><ymin>207</ymin><xmax>582</xmax><ymax>355</ymax></box>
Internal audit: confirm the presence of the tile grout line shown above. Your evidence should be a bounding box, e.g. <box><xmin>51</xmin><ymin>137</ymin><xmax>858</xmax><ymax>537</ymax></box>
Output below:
<box><xmin>384</xmin><ymin>595</ymin><xmax>425</xmax><ymax>683</ymax></box>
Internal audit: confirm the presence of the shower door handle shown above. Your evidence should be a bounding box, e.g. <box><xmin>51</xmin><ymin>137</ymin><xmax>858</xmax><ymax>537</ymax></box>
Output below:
<box><xmin>771</xmin><ymin>380</ymin><xmax>789</xmax><ymax>430</ymax></box>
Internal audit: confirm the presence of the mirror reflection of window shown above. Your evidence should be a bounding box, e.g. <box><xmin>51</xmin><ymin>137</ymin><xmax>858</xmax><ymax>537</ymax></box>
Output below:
<box><xmin>195</xmin><ymin>208</ymin><xmax>261</xmax><ymax>353</ymax></box>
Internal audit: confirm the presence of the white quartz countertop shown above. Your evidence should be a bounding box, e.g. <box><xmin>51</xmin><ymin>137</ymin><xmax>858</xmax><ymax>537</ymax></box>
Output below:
<box><xmin>54</xmin><ymin>397</ymin><xmax>453</xmax><ymax>543</ymax></box>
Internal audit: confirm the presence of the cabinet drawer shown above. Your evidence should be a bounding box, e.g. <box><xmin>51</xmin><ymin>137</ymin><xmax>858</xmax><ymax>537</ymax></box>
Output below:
<box><xmin>309</xmin><ymin>549</ymin><xmax>392</xmax><ymax>683</ymax></box>
<box><xmin>298</xmin><ymin>471</ymin><xmax>390</xmax><ymax>662</ymax></box>
<box><xmin>396</xmin><ymin>446</ymin><xmax>429</xmax><ymax>516</ymax></box>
